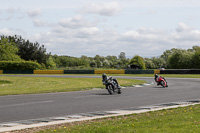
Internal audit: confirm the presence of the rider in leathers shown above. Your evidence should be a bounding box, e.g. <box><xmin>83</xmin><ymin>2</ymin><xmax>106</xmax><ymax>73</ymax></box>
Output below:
<box><xmin>154</xmin><ymin>74</ymin><xmax>168</xmax><ymax>86</ymax></box>
<box><xmin>102</xmin><ymin>73</ymin><xmax>121</xmax><ymax>93</ymax></box>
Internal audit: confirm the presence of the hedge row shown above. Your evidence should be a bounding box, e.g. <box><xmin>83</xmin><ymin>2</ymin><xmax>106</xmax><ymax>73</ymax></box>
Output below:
<box><xmin>125</xmin><ymin>70</ymin><xmax>154</xmax><ymax>74</ymax></box>
<box><xmin>0</xmin><ymin>61</ymin><xmax>41</xmax><ymax>70</ymax></box>
<box><xmin>160</xmin><ymin>69</ymin><xmax>200</xmax><ymax>74</ymax></box>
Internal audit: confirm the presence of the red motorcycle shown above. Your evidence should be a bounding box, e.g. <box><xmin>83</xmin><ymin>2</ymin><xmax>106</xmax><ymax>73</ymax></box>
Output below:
<box><xmin>155</xmin><ymin>75</ymin><xmax>168</xmax><ymax>88</ymax></box>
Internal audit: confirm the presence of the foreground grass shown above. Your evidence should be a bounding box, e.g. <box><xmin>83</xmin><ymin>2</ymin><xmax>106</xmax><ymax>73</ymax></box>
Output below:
<box><xmin>0</xmin><ymin>79</ymin><xmax>12</xmax><ymax>84</ymax></box>
<box><xmin>0</xmin><ymin>76</ymin><xmax>146</xmax><ymax>96</ymax></box>
<box><xmin>36</xmin><ymin>104</ymin><xmax>200</xmax><ymax>133</ymax></box>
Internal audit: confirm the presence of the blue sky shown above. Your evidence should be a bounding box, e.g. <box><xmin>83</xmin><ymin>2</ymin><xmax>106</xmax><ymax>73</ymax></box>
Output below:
<box><xmin>0</xmin><ymin>0</ymin><xmax>200</xmax><ymax>58</ymax></box>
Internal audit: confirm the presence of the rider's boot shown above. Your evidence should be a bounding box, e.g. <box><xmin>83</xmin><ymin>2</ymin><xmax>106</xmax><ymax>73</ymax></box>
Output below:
<box><xmin>117</xmin><ymin>86</ymin><xmax>121</xmax><ymax>94</ymax></box>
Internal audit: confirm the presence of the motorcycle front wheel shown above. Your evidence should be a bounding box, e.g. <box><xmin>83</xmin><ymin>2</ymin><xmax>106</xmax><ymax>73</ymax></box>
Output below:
<box><xmin>107</xmin><ymin>84</ymin><xmax>114</xmax><ymax>94</ymax></box>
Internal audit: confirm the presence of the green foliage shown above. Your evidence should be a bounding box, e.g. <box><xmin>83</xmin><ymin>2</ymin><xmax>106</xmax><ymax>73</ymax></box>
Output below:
<box><xmin>144</xmin><ymin>58</ymin><xmax>155</xmax><ymax>69</ymax></box>
<box><xmin>0</xmin><ymin>61</ymin><xmax>41</xmax><ymax>70</ymax></box>
<box><xmin>45</xmin><ymin>56</ymin><xmax>56</xmax><ymax>69</ymax></box>
<box><xmin>152</xmin><ymin>57</ymin><xmax>166</xmax><ymax>69</ymax></box>
<box><xmin>0</xmin><ymin>80</ymin><xmax>12</xmax><ymax>84</ymax></box>
<box><xmin>0</xmin><ymin>37</ymin><xmax>22</xmax><ymax>61</ymax></box>
<box><xmin>119</xmin><ymin>52</ymin><xmax>126</xmax><ymax>60</ymax></box>
<box><xmin>52</xmin><ymin>55</ymin><xmax>89</xmax><ymax>68</ymax></box>
<box><xmin>118</xmin><ymin>52</ymin><xmax>129</xmax><ymax>68</ymax></box>
<box><xmin>2</xmin><ymin>35</ymin><xmax>49</xmax><ymax>66</ymax></box>
<box><xmin>168</xmin><ymin>49</ymin><xmax>193</xmax><ymax>69</ymax></box>
<box><xmin>149</xmin><ymin>46</ymin><xmax>200</xmax><ymax>69</ymax></box>
<box><xmin>129</xmin><ymin>55</ymin><xmax>146</xmax><ymax>69</ymax></box>
<box><xmin>52</xmin><ymin>53</ymin><xmax>130</xmax><ymax>69</ymax></box>
<box><xmin>191</xmin><ymin>46</ymin><xmax>200</xmax><ymax>69</ymax></box>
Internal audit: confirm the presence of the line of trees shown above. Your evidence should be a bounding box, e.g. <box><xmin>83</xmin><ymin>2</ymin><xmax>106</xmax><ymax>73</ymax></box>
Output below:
<box><xmin>0</xmin><ymin>35</ymin><xmax>200</xmax><ymax>69</ymax></box>
<box><xmin>145</xmin><ymin>46</ymin><xmax>200</xmax><ymax>69</ymax></box>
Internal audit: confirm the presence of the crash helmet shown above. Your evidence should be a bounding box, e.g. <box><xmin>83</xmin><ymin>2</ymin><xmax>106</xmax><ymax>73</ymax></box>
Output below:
<box><xmin>102</xmin><ymin>73</ymin><xmax>107</xmax><ymax>80</ymax></box>
<box><xmin>102</xmin><ymin>73</ymin><xmax>107</xmax><ymax>77</ymax></box>
<box><xmin>155</xmin><ymin>74</ymin><xmax>158</xmax><ymax>78</ymax></box>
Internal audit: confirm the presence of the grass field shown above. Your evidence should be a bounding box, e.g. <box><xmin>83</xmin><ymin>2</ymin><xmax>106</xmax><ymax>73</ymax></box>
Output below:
<box><xmin>0</xmin><ymin>76</ymin><xmax>146</xmax><ymax>96</ymax></box>
<box><xmin>32</xmin><ymin>104</ymin><xmax>200</xmax><ymax>133</ymax></box>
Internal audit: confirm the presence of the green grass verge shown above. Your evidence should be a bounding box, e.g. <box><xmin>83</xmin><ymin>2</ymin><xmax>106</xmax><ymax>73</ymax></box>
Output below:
<box><xmin>0</xmin><ymin>76</ymin><xmax>146</xmax><ymax>96</ymax></box>
<box><xmin>0</xmin><ymin>79</ymin><xmax>12</xmax><ymax>84</ymax></box>
<box><xmin>36</xmin><ymin>104</ymin><xmax>200</xmax><ymax>133</ymax></box>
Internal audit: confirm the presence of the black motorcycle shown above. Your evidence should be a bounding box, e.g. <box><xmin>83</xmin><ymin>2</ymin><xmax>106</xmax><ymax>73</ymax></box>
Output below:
<box><xmin>102</xmin><ymin>73</ymin><xmax>121</xmax><ymax>95</ymax></box>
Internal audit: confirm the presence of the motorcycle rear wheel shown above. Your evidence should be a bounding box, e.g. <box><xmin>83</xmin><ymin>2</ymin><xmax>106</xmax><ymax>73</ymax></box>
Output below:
<box><xmin>161</xmin><ymin>81</ymin><xmax>165</xmax><ymax>88</ymax></box>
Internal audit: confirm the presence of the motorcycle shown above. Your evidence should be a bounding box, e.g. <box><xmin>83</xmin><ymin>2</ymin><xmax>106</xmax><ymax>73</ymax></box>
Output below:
<box><xmin>102</xmin><ymin>74</ymin><xmax>121</xmax><ymax>95</ymax></box>
<box><xmin>156</xmin><ymin>76</ymin><xmax>168</xmax><ymax>88</ymax></box>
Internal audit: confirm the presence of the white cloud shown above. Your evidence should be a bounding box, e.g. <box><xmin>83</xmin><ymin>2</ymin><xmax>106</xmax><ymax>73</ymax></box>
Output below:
<box><xmin>80</xmin><ymin>2</ymin><xmax>122</xmax><ymax>16</ymax></box>
<box><xmin>33</xmin><ymin>19</ymin><xmax>47</xmax><ymax>27</ymax></box>
<box><xmin>22</xmin><ymin>23</ymin><xmax>198</xmax><ymax>57</ymax></box>
<box><xmin>176</xmin><ymin>23</ymin><xmax>191</xmax><ymax>32</ymax></box>
<box><xmin>173</xmin><ymin>23</ymin><xmax>200</xmax><ymax>43</ymax></box>
<box><xmin>76</xmin><ymin>27</ymin><xmax>100</xmax><ymax>38</ymax></box>
<box><xmin>58</xmin><ymin>16</ymin><xmax>96</xmax><ymax>29</ymax></box>
<box><xmin>0</xmin><ymin>28</ymin><xmax>26</xmax><ymax>36</ymax></box>
<box><xmin>0</xmin><ymin>28</ymin><xmax>14</xmax><ymax>35</ymax></box>
<box><xmin>6</xmin><ymin>7</ymin><xmax>16</xmax><ymax>14</ymax></box>
<box><xmin>122</xmin><ymin>0</ymin><xmax>200</xmax><ymax>8</ymax></box>
<box><xmin>28</xmin><ymin>8</ymin><xmax>41</xmax><ymax>17</ymax></box>
<box><xmin>0</xmin><ymin>7</ymin><xmax>25</xmax><ymax>20</ymax></box>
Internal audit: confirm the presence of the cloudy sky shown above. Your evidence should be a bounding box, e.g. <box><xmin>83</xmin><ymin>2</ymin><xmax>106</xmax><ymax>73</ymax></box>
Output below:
<box><xmin>0</xmin><ymin>0</ymin><xmax>200</xmax><ymax>58</ymax></box>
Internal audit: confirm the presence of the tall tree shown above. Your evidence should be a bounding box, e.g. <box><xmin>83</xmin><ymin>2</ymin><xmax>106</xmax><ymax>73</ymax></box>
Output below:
<box><xmin>5</xmin><ymin>35</ymin><xmax>49</xmax><ymax>65</ymax></box>
<box><xmin>191</xmin><ymin>46</ymin><xmax>200</xmax><ymax>69</ymax></box>
<box><xmin>118</xmin><ymin>52</ymin><xmax>129</xmax><ymax>68</ymax></box>
<box><xmin>168</xmin><ymin>49</ymin><xmax>193</xmax><ymax>69</ymax></box>
<box><xmin>144</xmin><ymin>58</ymin><xmax>155</xmax><ymax>69</ymax></box>
<box><xmin>129</xmin><ymin>55</ymin><xmax>146</xmax><ymax>69</ymax></box>
<box><xmin>152</xmin><ymin>57</ymin><xmax>166</xmax><ymax>69</ymax></box>
<box><xmin>119</xmin><ymin>52</ymin><xmax>126</xmax><ymax>60</ymax></box>
<box><xmin>0</xmin><ymin>37</ymin><xmax>21</xmax><ymax>61</ymax></box>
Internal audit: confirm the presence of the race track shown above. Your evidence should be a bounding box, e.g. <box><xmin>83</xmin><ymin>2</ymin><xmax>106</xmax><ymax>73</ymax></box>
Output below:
<box><xmin>0</xmin><ymin>75</ymin><xmax>200</xmax><ymax>124</ymax></box>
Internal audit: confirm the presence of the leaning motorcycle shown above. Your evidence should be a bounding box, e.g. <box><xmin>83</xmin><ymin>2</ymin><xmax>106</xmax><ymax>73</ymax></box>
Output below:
<box><xmin>102</xmin><ymin>74</ymin><xmax>121</xmax><ymax>95</ymax></box>
<box><xmin>156</xmin><ymin>76</ymin><xmax>168</xmax><ymax>88</ymax></box>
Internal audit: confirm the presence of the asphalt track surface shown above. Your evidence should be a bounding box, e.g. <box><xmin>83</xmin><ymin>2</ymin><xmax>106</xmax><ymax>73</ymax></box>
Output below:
<box><xmin>0</xmin><ymin>75</ymin><xmax>200</xmax><ymax>124</ymax></box>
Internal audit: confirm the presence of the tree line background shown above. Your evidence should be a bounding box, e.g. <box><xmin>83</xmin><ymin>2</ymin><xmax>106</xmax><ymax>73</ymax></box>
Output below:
<box><xmin>0</xmin><ymin>35</ymin><xmax>200</xmax><ymax>70</ymax></box>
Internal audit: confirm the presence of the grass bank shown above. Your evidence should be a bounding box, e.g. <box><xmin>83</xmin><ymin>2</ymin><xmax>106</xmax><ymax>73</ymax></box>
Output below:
<box><xmin>35</xmin><ymin>104</ymin><xmax>200</xmax><ymax>133</ymax></box>
<box><xmin>0</xmin><ymin>76</ymin><xmax>146</xmax><ymax>96</ymax></box>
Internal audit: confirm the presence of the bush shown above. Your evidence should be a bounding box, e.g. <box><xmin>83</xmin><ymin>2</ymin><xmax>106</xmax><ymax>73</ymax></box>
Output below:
<box><xmin>0</xmin><ymin>61</ymin><xmax>41</xmax><ymax>70</ymax></box>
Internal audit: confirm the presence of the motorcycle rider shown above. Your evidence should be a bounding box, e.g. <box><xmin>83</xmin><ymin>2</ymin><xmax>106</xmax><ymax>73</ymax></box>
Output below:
<box><xmin>154</xmin><ymin>74</ymin><xmax>168</xmax><ymax>87</ymax></box>
<box><xmin>102</xmin><ymin>73</ymin><xmax>121</xmax><ymax>93</ymax></box>
<box><xmin>154</xmin><ymin>74</ymin><xmax>160</xmax><ymax>84</ymax></box>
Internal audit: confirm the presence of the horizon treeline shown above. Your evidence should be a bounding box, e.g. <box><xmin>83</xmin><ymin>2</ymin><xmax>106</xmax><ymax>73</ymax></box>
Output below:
<box><xmin>0</xmin><ymin>35</ymin><xmax>200</xmax><ymax>70</ymax></box>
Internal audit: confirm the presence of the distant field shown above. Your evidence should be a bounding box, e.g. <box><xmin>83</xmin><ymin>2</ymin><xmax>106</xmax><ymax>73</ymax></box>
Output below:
<box><xmin>0</xmin><ymin>76</ymin><xmax>146</xmax><ymax>96</ymax></box>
